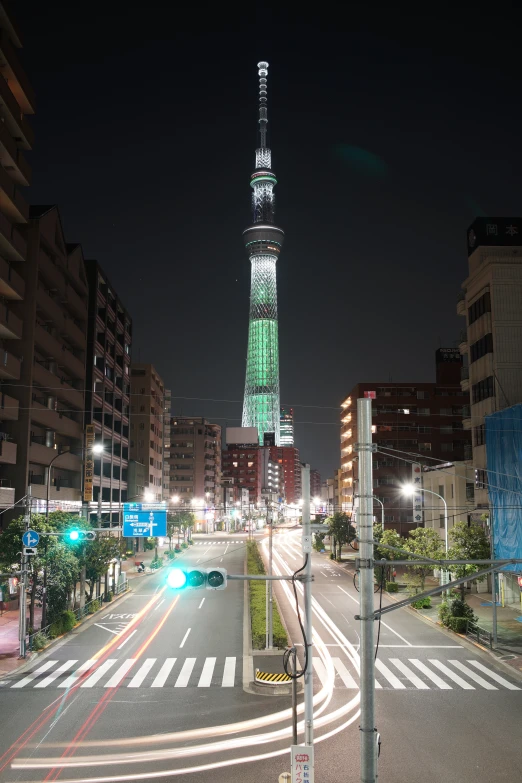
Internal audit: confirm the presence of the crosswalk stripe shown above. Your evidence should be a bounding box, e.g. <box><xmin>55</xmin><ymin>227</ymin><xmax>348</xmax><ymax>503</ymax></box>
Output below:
<box><xmin>35</xmin><ymin>660</ymin><xmax>78</xmax><ymax>688</ymax></box>
<box><xmin>332</xmin><ymin>657</ymin><xmax>358</xmax><ymax>688</ymax></box>
<box><xmin>198</xmin><ymin>657</ymin><xmax>216</xmax><ymax>687</ymax></box>
<box><xmin>151</xmin><ymin>658</ymin><xmax>176</xmax><ymax>688</ymax></box>
<box><xmin>409</xmin><ymin>659</ymin><xmax>452</xmax><ymax>689</ymax></box>
<box><xmin>175</xmin><ymin>658</ymin><xmax>196</xmax><ymax>687</ymax></box>
<box><xmin>105</xmin><ymin>659</ymin><xmax>136</xmax><ymax>687</ymax></box>
<box><xmin>128</xmin><ymin>658</ymin><xmax>157</xmax><ymax>688</ymax></box>
<box><xmin>81</xmin><ymin>659</ymin><xmax>117</xmax><ymax>688</ymax></box>
<box><xmin>222</xmin><ymin>657</ymin><xmax>236</xmax><ymax>687</ymax></box>
<box><xmin>449</xmin><ymin>660</ymin><xmax>497</xmax><ymax>690</ymax></box>
<box><xmin>389</xmin><ymin>659</ymin><xmax>429</xmax><ymax>689</ymax></box>
<box><xmin>59</xmin><ymin>659</ymin><xmax>97</xmax><ymax>688</ymax></box>
<box><xmin>375</xmin><ymin>659</ymin><xmax>405</xmax><ymax>689</ymax></box>
<box><xmin>313</xmin><ymin>658</ymin><xmax>328</xmax><ymax>690</ymax></box>
<box><xmin>467</xmin><ymin>660</ymin><xmax>521</xmax><ymax>690</ymax></box>
<box><xmin>429</xmin><ymin>659</ymin><xmax>474</xmax><ymax>689</ymax></box>
<box><xmin>11</xmin><ymin>661</ymin><xmax>58</xmax><ymax>688</ymax></box>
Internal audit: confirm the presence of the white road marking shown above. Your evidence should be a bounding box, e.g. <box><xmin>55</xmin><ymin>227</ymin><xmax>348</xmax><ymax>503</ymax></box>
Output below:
<box><xmin>151</xmin><ymin>658</ymin><xmax>176</xmax><ymax>687</ymax></box>
<box><xmin>105</xmin><ymin>659</ymin><xmax>136</xmax><ymax>687</ymax></box>
<box><xmin>94</xmin><ymin>624</ymin><xmax>120</xmax><ymax>635</ymax></box>
<box><xmin>467</xmin><ymin>660</ymin><xmax>521</xmax><ymax>690</ymax></box>
<box><xmin>320</xmin><ymin>571</ymin><xmax>328</xmax><ymax>577</ymax></box>
<box><xmin>332</xmin><ymin>657</ymin><xmax>358</xmax><ymax>688</ymax></box>
<box><xmin>389</xmin><ymin>658</ymin><xmax>429</xmax><ymax>689</ymax></box>
<box><xmin>117</xmin><ymin>630</ymin><xmax>137</xmax><ymax>649</ymax></box>
<box><xmin>81</xmin><ymin>659</ymin><xmax>117</xmax><ymax>688</ymax></box>
<box><xmin>198</xmin><ymin>598</ymin><xmax>205</xmax><ymax>609</ymax></box>
<box><xmin>175</xmin><ymin>658</ymin><xmax>196</xmax><ymax>687</ymax></box>
<box><xmin>222</xmin><ymin>657</ymin><xmax>236</xmax><ymax>687</ymax></box>
<box><xmin>375</xmin><ymin>659</ymin><xmax>405</xmax><ymax>689</ymax></box>
<box><xmin>337</xmin><ymin>583</ymin><xmax>413</xmax><ymax>645</ymax></box>
<box><xmin>409</xmin><ymin>659</ymin><xmax>452</xmax><ymax>689</ymax></box>
<box><xmin>12</xmin><ymin>661</ymin><xmax>58</xmax><ymax>688</ymax></box>
<box><xmin>58</xmin><ymin>659</ymin><xmax>96</xmax><ymax>688</ymax></box>
<box><xmin>34</xmin><ymin>660</ymin><xmax>78</xmax><ymax>689</ymax></box>
<box><xmin>198</xmin><ymin>657</ymin><xmax>216</xmax><ymax>687</ymax></box>
<box><xmin>179</xmin><ymin>628</ymin><xmax>191</xmax><ymax>648</ymax></box>
<box><xmin>449</xmin><ymin>660</ymin><xmax>497</xmax><ymax>689</ymax></box>
<box><xmin>429</xmin><ymin>659</ymin><xmax>474</xmax><ymax>689</ymax></box>
<box><xmin>153</xmin><ymin>598</ymin><xmax>165</xmax><ymax>611</ymax></box>
<box><xmin>128</xmin><ymin>658</ymin><xmax>157</xmax><ymax>688</ymax></box>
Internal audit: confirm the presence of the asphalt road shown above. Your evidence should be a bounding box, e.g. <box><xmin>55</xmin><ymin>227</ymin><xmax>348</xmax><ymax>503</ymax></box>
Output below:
<box><xmin>1</xmin><ymin>529</ymin><xmax>521</xmax><ymax>783</ymax></box>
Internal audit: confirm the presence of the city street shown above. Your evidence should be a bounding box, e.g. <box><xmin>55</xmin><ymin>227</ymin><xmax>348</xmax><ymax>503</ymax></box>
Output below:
<box><xmin>0</xmin><ymin>531</ymin><xmax>521</xmax><ymax>782</ymax></box>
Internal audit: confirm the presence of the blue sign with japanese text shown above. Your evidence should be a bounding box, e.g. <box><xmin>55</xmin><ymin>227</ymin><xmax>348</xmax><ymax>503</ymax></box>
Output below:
<box><xmin>122</xmin><ymin>503</ymin><xmax>167</xmax><ymax>538</ymax></box>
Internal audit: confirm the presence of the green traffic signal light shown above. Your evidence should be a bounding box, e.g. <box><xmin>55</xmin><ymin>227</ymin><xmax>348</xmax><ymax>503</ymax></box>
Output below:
<box><xmin>166</xmin><ymin>567</ymin><xmax>227</xmax><ymax>591</ymax></box>
<box><xmin>65</xmin><ymin>529</ymin><xmax>96</xmax><ymax>543</ymax></box>
<box><xmin>167</xmin><ymin>569</ymin><xmax>187</xmax><ymax>589</ymax></box>
<box><xmin>68</xmin><ymin>530</ymin><xmax>80</xmax><ymax>541</ymax></box>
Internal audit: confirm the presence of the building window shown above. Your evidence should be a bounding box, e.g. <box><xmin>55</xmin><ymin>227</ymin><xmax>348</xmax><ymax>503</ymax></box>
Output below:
<box><xmin>438</xmin><ymin>485</ymin><xmax>444</xmax><ymax>498</ymax></box>
<box><xmin>474</xmin><ymin>424</ymin><xmax>485</xmax><ymax>446</ymax></box>
<box><xmin>439</xmin><ymin>515</ymin><xmax>445</xmax><ymax>529</ymax></box>
<box><xmin>441</xmin><ymin>443</ymin><xmax>453</xmax><ymax>452</ymax></box>
<box><xmin>419</xmin><ymin>443</ymin><xmax>432</xmax><ymax>452</ymax></box>
<box><xmin>475</xmin><ymin>469</ymin><xmax>488</xmax><ymax>489</ymax></box>
<box><xmin>470</xmin><ymin>333</ymin><xmax>493</xmax><ymax>364</ymax></box>
<box><xmin>472</xmin><ymin>376</ymin><xmax>494</xmax><ymax>404</ymax></box>
<box><xmin>468</xmin><ymin>291</ymin><xmax>491</xmax><ymax>326</ymax></box>
<box><xmin>418</xmin><ymin>408</ymin><xmax>430</xmax><ymax>415</ymax></box>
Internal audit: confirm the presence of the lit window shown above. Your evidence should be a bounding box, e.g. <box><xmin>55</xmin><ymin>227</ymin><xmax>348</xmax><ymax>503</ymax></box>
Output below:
<box><xmin>371</xmin><ymin>425</ymin><xmax>377</xmax><ymax>433</ymax></box>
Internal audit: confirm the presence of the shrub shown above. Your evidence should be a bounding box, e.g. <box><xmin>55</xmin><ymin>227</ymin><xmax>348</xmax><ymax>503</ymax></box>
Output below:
<box><xmin>181</xmin><ymin>542</ymin><xmax>188</xmax><ymax>549</ymax></box>
<box><xmin>449</xmin><ymin>597</ymin><xmax>477</xmax><ymax>623</ymax></box>
<box><xmin>61</xmin><ymin>610</ymin><xmax>76</xmax><ymax>632</ymax></box>
<box><xmin>386</xmin><ymin>581</ymin><xmax>399</xmax><ymax>593</ymax></box>
<box><xmin>438</xmin><ymin>600</ymin><xmax>451</xmax><ymax>627</ymax></box>
<box><xmin>88</xmin><ymin>599</ymin><xmax>100</xmax><ymax>614</ymax></box>
<box><xmin>450</xmin><ymin>616</ymin><xmax>469</xmax><ymax>634</ymax></box>
<box><xmin>165</xmin><ymin>550</ymin><xmax>177</xmax><ymax>560</ymax></box>
<box><xmin>48</xmin><ymin>618</ymin><xmax>63</xmax><ymax>639</ymax></box>
<box><xmin>247</xmin><ymin>541</ymin><xmax>288</xmax><ymax>650</ymax></box>
<box><xmin>104</xmin><ymin>591</ymin><xmax>113</xmax><ymax>603</ymax></box>
<box><xmin>329</xmin><ymin>553</ymin><xmax>335</xmax><ymax>560</ymax></box>
<box><xmin>174</xmin><ymin>546</ymin><xmax>181</xmax><ymax>553</ymax></box>
<box><xmin>31</xmin><ymin>631</ymin><xmax>48</xmax><ymax>651</ymax></box>
<box><xmin>411</xmin><ymin>597</ymin><xmax>431</xmax><ymax>609</ymax></box>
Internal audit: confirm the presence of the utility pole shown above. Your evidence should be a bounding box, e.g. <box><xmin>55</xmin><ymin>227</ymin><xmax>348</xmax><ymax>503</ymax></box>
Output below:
<box><xmin>19</xmin><ymin>487</ymin><xmax>31</xmax><ymax>658</ymax></box>
<box><xmin>301</xmin><ymin>462</ymin><xmax>314</xmax><ymax>749</ymax></box>
<box><xmin>355</xmin><ymin>398</ymin><xmax>377</xmax><ymax>783</ymax></box>
<box><xmin>268</xmin><ymin>499</ymin><xmax>273</xmax><ymax>649</ymax></box>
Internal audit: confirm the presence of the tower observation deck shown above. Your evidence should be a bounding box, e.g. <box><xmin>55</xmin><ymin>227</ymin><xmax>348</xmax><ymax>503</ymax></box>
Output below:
<box><xmin>242</xmin><ymin>61</ymin><xmax>284</xmax><ymax>446</ymax></box>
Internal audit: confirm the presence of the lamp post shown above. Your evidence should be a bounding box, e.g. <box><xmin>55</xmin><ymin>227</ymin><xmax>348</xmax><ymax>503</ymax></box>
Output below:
<box><xmin>373</xmin><ymin>496</ymin><xmax>385</xmax><ymax>532</ymax></box>
<box><xmin>402</xmin><ymin>484</ymin><xmax>448</xmax><ymax>590</ymax></box>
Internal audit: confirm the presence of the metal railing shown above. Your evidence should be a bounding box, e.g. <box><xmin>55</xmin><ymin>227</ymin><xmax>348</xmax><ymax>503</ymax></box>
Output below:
<box><xmin>466</xmin><ymin>622</ymin><xmax>493</xmax><ymax>649</ymax></box>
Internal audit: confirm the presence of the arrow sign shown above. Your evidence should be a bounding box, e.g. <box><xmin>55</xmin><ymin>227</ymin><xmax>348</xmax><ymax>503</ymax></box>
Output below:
<box><xmin>22</xmin><ymin>530</ymin><xmax>39</xmax><ymax>548</ymax></box>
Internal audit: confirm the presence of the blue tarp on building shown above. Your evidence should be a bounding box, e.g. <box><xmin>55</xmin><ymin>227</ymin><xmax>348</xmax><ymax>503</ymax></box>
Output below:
<box><xmin>485</xmin><ymin>404</ymin><xmax>522</xmax><ymax>572</ymax></box>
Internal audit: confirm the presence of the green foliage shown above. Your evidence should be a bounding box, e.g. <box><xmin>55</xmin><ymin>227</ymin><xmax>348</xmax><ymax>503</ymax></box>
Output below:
<box><xmin>404</xmin><ymin>571</ymin><xmax>422</xmax><ymax>595</ymax></box>
<box><xmin>61</xmin><ymin>610</ymin><xmax>76</xmax><ymax>632</ymax></box>
<box><xmin>143</xmin><ymin>537</ymin><xmax>156</xmax><ymax>551</ymax></box>
<box><xmin>449</xmin><ymin>596</ymin><xmax>477</xmax><ymax>623</ymax></box>
<box><xmin>375</xmin><ymin>529</ymin><xmax>406</xmax><ymax>563</ymax></box>
<box><xmin>448</xmin><ymin>522</ymin><xmax>491</xmax><ymax>596</ymax></box>
<box><xmin>181</xmin><ymin>542</ymin><xmax>188</xmax><ymax>549</ymax></box>
<box><xmin>326</xmin><ymin>512</ymin><xmax>356</xmax><ymax>558</ymax></box>
<box><xmin>45</xmin><ymin>544</ymin><xmax>80</xmax><ymax>623</ymax></box>
<box><xmin>313</xmin><ymin>532</ymin><xmax>325</xmax><ymax>552</ymax></box>
<box><xmin>167</xmin><ymin>511</ymin><xmax>195</xmax><ymax>546</ymax></box>
<box><xmin>150</xmin><ymin>556</ymin><xmax>163</xmax><ymax>570</ymax></box>
<box><xmin>438</xmin><ymin>600</ymin><xmax>452</xmax><ymax>627</ymax></box>
<box><xmin>386</xmin><ymin>581</ymin><xmax>399</xmax><ymax>593</ymax></box>
<box><xmin>31</xmin><ymin>631</ymin><xmax>48</xmax><ymax>651</ymax></box>
<box><xmin>247</xmin><ymin>542</ymin><xmax>288</xmax><ymax>650</ymax></box>
<box><xmin>84</xmin><ymin>536</ymin><xmax>120</xmax><ymax>601</ymax></box>
<box><xmin>104</xmin><ymin>591</ymin><xmax>113</xmax><ymax>602</ymax></box>
<box><xmin>404</xmin><ymin>528</ymin><xmax>445</xmax><ymax>591</ymax></box>
<box><xmin>411</xmin><ymin>597</ymin><xmax>431</xmax><ymax>609</ymax></box>
<box><xmin>88</xmin><ymin>599</ymin><xmax>100</xmax><ymax>614</ymax></box>
<box><xmin>329</xmin><ymin>553</ymin><xmax>335</xmax><ymax>560</ymax></box>
<box><xmin>165</xmin><ymin>550</ymin><xmax>177</xmax><ymax>560</ymax></box>
<box><xmin>450</xmin><ymin>616</ymin><xmax>469</xmax><ymax>634</ymax></box>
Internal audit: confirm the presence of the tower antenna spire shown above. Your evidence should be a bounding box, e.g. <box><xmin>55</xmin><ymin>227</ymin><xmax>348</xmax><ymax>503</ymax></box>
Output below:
<box><xmin>257</xmin><ymin>61</ymin><xmax>269</xmax><ymax>151</ymax></box>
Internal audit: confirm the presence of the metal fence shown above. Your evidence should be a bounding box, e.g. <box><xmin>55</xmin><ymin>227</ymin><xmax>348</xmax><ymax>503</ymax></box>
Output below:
<box><xmin>466</xmin><ymin>622</ymin><xmax>493</xmax><ymax>649</ymax></box>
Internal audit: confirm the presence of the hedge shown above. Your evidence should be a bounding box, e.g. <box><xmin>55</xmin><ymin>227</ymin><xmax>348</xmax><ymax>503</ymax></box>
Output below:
<box><xmin>450</xmin><ymin>616</ymin><xmax>469</xmax><ymax>634</ymax></box>
<box><xmin>247</xmin><ymin>541</ymin><xmax>288</xmax><ymax>650</ymax></box>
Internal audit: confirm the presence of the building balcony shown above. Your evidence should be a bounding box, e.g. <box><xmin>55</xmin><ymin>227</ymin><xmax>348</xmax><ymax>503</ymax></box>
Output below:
<box><xmin>462</xmin><ymin>405</ymin><xmax>472</xmax><ymax>430</ymax></box>
<box><xmin>34</xmin><ymin>324</ymin><xmax>85</xmax><ymax>379</ymax></box>
<box><xmin>38</xmin><ymin>249</ymin><xmax>65</xmax><ymax>293</ymax></box>
<box><xmin>0</xmin><ymin>162</ymin><xmax>28</xmax><ymax>223</ymax></box>
<box><xmin>60</xmin><ymin>283</ymin><xmax>86</xmax><ymax>321</ymax></box>
<box><xmin>460</xmin><ymin>365</ymin><xmax>469</xmax><ymax>381</ymax></box>
<box><xmin>0</xmin><ymin>69</ymin><xmax>34</xmax><ymax>150</ymax></box>
<box><xmin>0</xmin><ymin>300</ymin><xmax>22</xmax><ymax>339</ymax></box>
<box><xmin>30</xmin><ymin>483</ymin><xmax>81</xmax><ymax>503</ymax></box>
<box><xmin>0</xmin><ymin>254</ymin><xmax>24</xmax><ymax>299</ymax></box>
<box><xmin>0</xmin><ymin>392</ymin><xmax>17</xmax><ymax>420</ymax></box>
<box><xmin>0</xmin><ymin>484</ymin><xmax>14</xmax><ymax>504</ymax></box>
<box><xmin>458</xmin><ymin>329</ymin><xmax>468</xmax><ymax>353</ymax></box>
<box><xmin>0</xmin><ymin>30</ymin><xmax>36</xmax><ymax>115</ymax></box>
<box><xmin>32</xmin><ymin>361</ymin><xmax>84</xmax><ymax>410</ymax></box>
<box><xmin>0</xmin><ymin>116</ymin><xmax>29</xmax><ymax>185</ymax></box>
<box><xmin>0</xmin><ymin>438</ymin><xmax>16</xmax><ymax>463</ymax></box>
<box><xmin>37</xmin><ymin>286</ymin><xmax>65</xmax><ymax>329</ymax></box>
<box><xmin>0</xmin><ymin>209</ymin><xmax>26</xmax><ymax>262</ymax></box>
<box><xmin>29</xmin><ymin>442</ymin><xmax>82</xmax><ymax>472</ymax></box>
<box><xmin>456</xmin><ymin>290</ymin><xmax>466</xmax><ymax>316</ymax></box>
<box><xmin>0</xmin><ymin>348</ymin><xmax>20</xmax><ymax>379</ymax></box>
<box><xmin>31</xmin><ymin>401</ymin><xmax>82</xmax><ymax>439</ymax></box>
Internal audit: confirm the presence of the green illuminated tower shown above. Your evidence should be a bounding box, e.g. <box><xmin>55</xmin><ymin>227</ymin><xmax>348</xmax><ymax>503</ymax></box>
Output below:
<box><xmin>242</xmin><ymin>61</ymin><xmax>284</xmax><ymax>445</ymax></box>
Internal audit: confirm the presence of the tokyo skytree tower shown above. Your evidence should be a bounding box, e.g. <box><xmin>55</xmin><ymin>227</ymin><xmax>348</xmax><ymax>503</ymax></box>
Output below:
<box><xmin>242</xmin><ymin>61</ymin><xmax>284</xmax><ymax>445</ymax></box>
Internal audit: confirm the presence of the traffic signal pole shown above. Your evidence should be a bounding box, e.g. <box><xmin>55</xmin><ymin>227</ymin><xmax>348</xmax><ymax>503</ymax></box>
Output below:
<box><xmin>19</xmin><ymin>487</ymin><xmax>31</xmax><ymax>658</ymax></box>
<box><xmin>301</xmin><ymin>462</ymin><xmax>314</xmax><ymax>749</ymax></box>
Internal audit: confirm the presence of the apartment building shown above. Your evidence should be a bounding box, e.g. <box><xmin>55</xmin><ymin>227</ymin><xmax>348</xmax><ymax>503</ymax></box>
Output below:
<box><xmin>340</xmin><ymin>351</ymin><xmax>471</xmax><ymax>533</ymax></box>
<box><xmin>0</xmin><ymin>4</ymin><xmax>35</xmax><ymax>511</ymax></box>
<box><xmin>458</xmin><ymin>217</ymin><xmax>522</xmax><ymax>514</ymax></box>
<box><xmin>163</xmin><ymin>388</ymin><xmax>171</xmax><ymax>500</ymax></box>
<box><xmin>280</xmin><ymin>407</ymin><xmax>294</xmax><ymax>446</ymax></box>
<box><xmin>269</xmin><ymin>445</ymin><xmax>302</xmax><ymax>505</ymax></box>
<box><xmin>3</xmin><ymin>207</ymin><xmax>88</xmax><ymax>514</ymax></box>
<box><xmin>84</xmin><ymin>261</ymin><xmax>132</xmax><ymax>525</ymax></box>
<box><xmin>310</xmin><ymin>468</ymin><xmax>321</xmax><ymax>499</ymax></box>
<box><xmin>129</xmin><ymin>363</ymin><xmax>166</xmax><ymax>503</ymax></box>
<box><xmin>169</xmin><ymin>417</ymin><xmax>221</xmax><ymax>507</ymax></box>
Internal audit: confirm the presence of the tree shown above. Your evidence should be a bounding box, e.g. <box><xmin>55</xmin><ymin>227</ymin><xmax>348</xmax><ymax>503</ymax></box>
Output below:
<box><xmin>83</xmin><ymin>537</ymin><xmax>120</xmax><ymax>601</ymax></box>
<box><xmin>404</xmin><ymin>527</ymin><xmax>445</xmax><ymax>592</ymax></box>
<box><xmin>448</xmin><ymin>521</ymin><xmax>491</xmax><ymax>598</ymax></box>
<box><xmin>327</xmin><ymin>512</ymin><xmax>356</xmax><ymax>560</ymax></box>
<box><xmin>44</xmin><ymin>544</ymin><xmax>80</xmax><ymax>623</ymax></box>
<box><xmin>374</xmin><ymin>527</ymin><xmax>406</xmax><ymax>583</ymax></box>
<box><xmin>167</xmin><ymin>511</ymin><xmax>195</xmax><ymax>549</ymax></box>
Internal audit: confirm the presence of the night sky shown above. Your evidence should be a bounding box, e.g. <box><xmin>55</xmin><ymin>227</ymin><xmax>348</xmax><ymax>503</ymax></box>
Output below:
<box><xmin>17</xmin><ymin>6</ymin><xmax>522</xmax><ymax>480</ymax></box>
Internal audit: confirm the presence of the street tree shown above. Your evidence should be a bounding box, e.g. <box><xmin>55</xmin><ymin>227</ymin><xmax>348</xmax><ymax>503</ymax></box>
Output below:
<box><xmin>327</xmin><ymin>512</ymin><xmax>356</xmax><ymax>560</ymax></box>
<box><xmin>167</xmin><ymin>511</ymin><xmax>195</xmax><ymax>549</ymax></box>
<box><xmin>404</xmin><ymin>527</ymin><xmax>445</xmax><ymax>592</ymax></box>
<box><xmin>448</xmin><ymin>521</ymin><xmax>491</xmax><ymax>598</ymax></box>
<box><xmin>44</xmin><ymin>544</ymin><xmax>80</xmax><ymax>623</ymax></box>
<box><xmin>374</xmin><ymin>527</ymin><xmax>406</xmax><ymax>583</ymax></box>
<box><xmin>83</xmin><ymin>536</ymin><xmax>120</xmax><ymax>601</ymax></box>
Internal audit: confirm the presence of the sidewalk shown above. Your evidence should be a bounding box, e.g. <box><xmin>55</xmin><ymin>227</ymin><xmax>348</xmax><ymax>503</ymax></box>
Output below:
<box><xmin>0</xmin><ymin>603</ymin><xmax>42</xmax><ymax>677</ymax></box>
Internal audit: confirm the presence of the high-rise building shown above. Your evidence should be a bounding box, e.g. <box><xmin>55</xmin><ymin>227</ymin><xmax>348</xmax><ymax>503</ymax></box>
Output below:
<box><xmin>310</xmin><ymin>469</ymin><xmax>321</xmax><ymax>499</ymax></box>
<box><xmin>3</xmin><ymin>207</ymin><xmax>88</xmax><ymax>516</ymax></box>
<box><xmin>163</xmin><ymin>389</ymin><xmax>171</xmax><ymax>500</ymax></box>
<box><xmin>0</xmin><ymin>4</ymin><xmax>35</xmax><ymax>513</ymax></box>
<box><xmin>268</xmin><ymin>445</ymin><xmax>302</xmax><ymax>505</ymax></box>
<box><xmin>280</xmin><ymin>407</ymin><xmax>294</xmax><ymax>446</ymax></box>
<box><xmin>242</xmin><ymin>62</ymin><xmax>284</xmax><ymax>446</ymax></box>
<box><xmin>340</xmin><ymin>352</ymin><xmax>471</xmax><ymax>533</ymax></box>
<box><xmin>458</xmin><ymin>217</ymin><xmax>522</xmax><ymax>515</ymax></box>
<box><xmin>169</xmin><ymin>417</ymin><xmax>221</xmax><ymax>507</ymax></box>
<box><xmin>84</xmin><ymin>261</ymin><xmax>132</xmax><ymax>525</ymax></box>
<box><xmin>129</xmin><ymin>364</ymin><xmax>166</xmax><ymax>503</ymax></box>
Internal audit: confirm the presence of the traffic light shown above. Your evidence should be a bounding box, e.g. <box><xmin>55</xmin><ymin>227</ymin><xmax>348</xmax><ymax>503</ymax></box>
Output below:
<box><xmin>166</xmin><ymin>566</ymin><xmax>227</xmax><ymax>591</ymax></box>
<box><xmin>65</xmin><ymin>529</ymin><xmax>96</xmax><ymax>543</ymax></box>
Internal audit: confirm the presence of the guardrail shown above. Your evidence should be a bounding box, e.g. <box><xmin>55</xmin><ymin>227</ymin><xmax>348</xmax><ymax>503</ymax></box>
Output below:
<box><xmin>466</xmin><ymin>622</ymin><xmax>493</xmax><ymax>649</ymax></box>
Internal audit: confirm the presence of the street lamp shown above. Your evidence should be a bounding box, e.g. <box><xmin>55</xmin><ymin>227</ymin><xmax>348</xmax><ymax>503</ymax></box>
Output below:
<box><xmin>373</xmin><ymin>496</ymin><xmax>385</xmax><ymax>532</ymax></box>
<box><xmin>402</xmin><ymin>483</ymin><xmax>448</xmax><ymax>589</ymax></box>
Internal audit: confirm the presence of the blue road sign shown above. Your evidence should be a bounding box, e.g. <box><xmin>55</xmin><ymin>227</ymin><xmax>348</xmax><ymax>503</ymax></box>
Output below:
<box><xmin>22</xmin><ymin>529</ymin><xmax>39</xmax><ymax>548</ymax></box>
<box><xmin>122</xmin><ymin>505</ymin><xmax>167</xmax><ymax>538</ymax></box>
